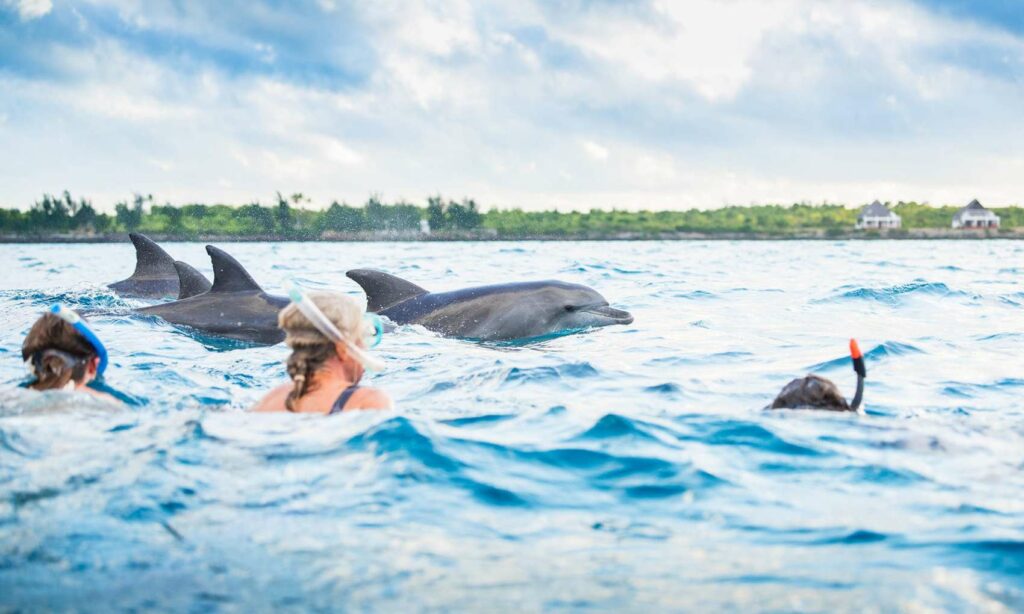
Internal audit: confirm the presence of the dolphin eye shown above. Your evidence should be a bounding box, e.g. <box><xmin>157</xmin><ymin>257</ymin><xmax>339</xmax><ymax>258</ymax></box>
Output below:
<box><xmin>564</xmin><ymin>305</ymin><xmax>577</xmax><ymax>312</ymax></box>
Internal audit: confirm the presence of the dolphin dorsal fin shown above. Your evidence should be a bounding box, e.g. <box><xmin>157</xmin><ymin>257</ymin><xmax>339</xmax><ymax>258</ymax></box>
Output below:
<box><xmin>129</xmin><ymin>233</ymin><xmax>176</xmax><ymax>280</ymax></box>
<box><xmin>346</xmin><ymin>269</ymin><xmax>428</xmax><ymax>312</ymax></box>
<box><xmin>174</xmin><ymin>261</ymin><xmax>213</xmax><ymax>299</ymax></box>
<box><xmin>206</xmin><ymin>245</ymin><xmax>263</xmax><ymax>293</ymax></box>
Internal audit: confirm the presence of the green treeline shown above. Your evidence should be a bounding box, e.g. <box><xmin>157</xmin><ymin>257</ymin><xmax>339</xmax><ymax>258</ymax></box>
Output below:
<box><xmin>1</xmin><ymin>192</ymin><xmax>1021</xmax><ymax>238</ymax></box>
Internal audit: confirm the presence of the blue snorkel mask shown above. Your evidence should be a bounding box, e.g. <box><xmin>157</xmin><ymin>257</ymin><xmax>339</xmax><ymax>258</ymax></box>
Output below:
<box><xmin>50</xmin><ymin>304</ymin><xmax>108</xmax><ymax>378</ymax></box>
<box><xmin>364</xmin><ymin>312</ymin><xmax>383</xmax><ymax>349</ymax></box>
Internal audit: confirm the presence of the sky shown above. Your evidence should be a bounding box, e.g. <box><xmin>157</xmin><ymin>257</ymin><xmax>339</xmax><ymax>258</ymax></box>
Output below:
<box><xmin>0</xmin><ymin>0</ymin><xmax>1022</xmax><ymax>212</ymax></box>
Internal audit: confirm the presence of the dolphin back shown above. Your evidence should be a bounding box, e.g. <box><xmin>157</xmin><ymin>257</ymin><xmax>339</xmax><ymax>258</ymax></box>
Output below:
<box><xmin>174</xmin><ymin>261</ymin><xmax>213</xmax><ymax>299</ymax></box>
<box><xmin>136</xmin><ymin>246</ymin><xmax>286</xmax><ymax>345</ymax></box>
<box><xmin>108</xmin><ymin>233</ymin><xmax>180</xmax><ymax>298</ymax></box>
<box><xmin>347</xmin><ymin>269</ymin><xmax>428</xmax><ymax>312</ymax></box>
<box><xmin>127</xmin><ymin>233</ymin><xmax>177</xmax><ymax>280</ymax></box>
<box><xmin>207</xmin><ymin>245</ymin><xmax>264</xmax><ymax>293</ymax></box>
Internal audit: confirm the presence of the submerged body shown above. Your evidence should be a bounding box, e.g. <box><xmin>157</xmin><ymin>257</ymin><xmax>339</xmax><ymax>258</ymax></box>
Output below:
<box><xmin>254</xmin><ymin>372</ymin><xmax>390</xmax><ymax>414</ymax></box>
<box><xmin>137</xmin><ymin>245</ymin><xmax>288</xmax><ymax>345</ymax></box>
<box><xmin>346</xmin><ymin>269</ymin><xmax>633</xmax><ymax>341</ymax></box>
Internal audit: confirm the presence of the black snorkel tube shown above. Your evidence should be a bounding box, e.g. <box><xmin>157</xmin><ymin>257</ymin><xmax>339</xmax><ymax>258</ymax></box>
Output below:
<box><xmin>849</xmin><ymin>338</ymin><xmax>866</xmax><ymax>412</ymax></box>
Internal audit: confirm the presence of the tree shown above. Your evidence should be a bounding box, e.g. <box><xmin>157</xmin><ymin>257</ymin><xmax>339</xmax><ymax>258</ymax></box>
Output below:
<box><xmin>234</xmin><ymin>202</ymin><xmax>276</xmax><ymax>234</ymax></box>
<box><xmin>71</xmin><ymin>198</ymin><xmax>98</xmax><ymax>230</ymax></box>
<box><xmin>115</xmin><ymin>195</ymin><xmax>146</xmax><ymax>231</ymax></box>
<box><xmin>275</xmin><ymin>191</ymin><xmax>293</xmax><ymax>235</ymax></box>
<box><xmin>427</xmin><ymin>196</ymin><xmax>447</xmax><ymax>231</ymax></box>
<box><xmin>321</xmin><ymin>201</ymin><xmax>365</xmax><ymax>233</ymax></box>
<box><xmin>449</xmin><ymin>198</ymin><xmax>482</xmax><ymax>229</ymax></box>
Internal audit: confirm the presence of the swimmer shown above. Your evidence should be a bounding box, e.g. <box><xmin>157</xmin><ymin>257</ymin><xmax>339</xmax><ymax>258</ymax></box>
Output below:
<box><xmin>252</xmin><ymin>290</ymin><xmax>392</xmax><ymax>414</ymax></box>
<box><xmin>769</xmin><ymin>339</ymin><xmax>866</xmax><ymax>412</ymax></box>
<box><xmin>21</xmin><ymin>306</ymin><xmax>119</xmax><ymax>403</ymax></box>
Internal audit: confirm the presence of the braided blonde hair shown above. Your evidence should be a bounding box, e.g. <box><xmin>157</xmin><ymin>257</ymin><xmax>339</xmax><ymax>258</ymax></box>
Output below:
<box><xmin>277</xmin><ymin>291</ymin><xmax>369</xmax><ymax>411</ymax></box>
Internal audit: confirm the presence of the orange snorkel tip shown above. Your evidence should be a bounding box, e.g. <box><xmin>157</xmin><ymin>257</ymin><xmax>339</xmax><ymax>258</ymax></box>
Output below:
<box><xmin>849</xmin><ymin>338</ymin><xmax>866</xmax><ymax>379</ymax></box>
<box><xmin>849</xmin><ymin>338</ymin><xmax>862</xmax><ymax>360</ymax></box>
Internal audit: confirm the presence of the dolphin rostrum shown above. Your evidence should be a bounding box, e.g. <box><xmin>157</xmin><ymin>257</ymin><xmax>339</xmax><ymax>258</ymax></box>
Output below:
<box><xmin>346</xmin><ymin>269</ymin><xmax>633</xmax><ymax>342</ymax></box>
<box><xmin>137</xmin><ymin>246</ymin><xmax>289</xmax><ymax>345</ymax></box>
<box><xmin>109</xmin><ymin>233</ymin><xmax>189</xmax><ymax>299</ymax></box>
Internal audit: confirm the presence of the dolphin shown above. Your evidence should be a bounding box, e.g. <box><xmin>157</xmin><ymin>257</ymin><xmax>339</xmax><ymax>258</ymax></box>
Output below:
<box><xmin>109</xmin><ymin>233</ymin><xmax>204</xmax><ymax>299</ymax></box>
<box><xmin>137</xmin><ymin>246</ymin><xmax>289</xmax><ymax>345</ymax></box>
<box><xmin>346</xmin><ymin>269</ymin><xmax>633</xmax><ymax>342</ymax></box>
<box><xmin>173</xmin><ymin>260</ymin><xmax>212</xmax><ymax>299</ymax></box>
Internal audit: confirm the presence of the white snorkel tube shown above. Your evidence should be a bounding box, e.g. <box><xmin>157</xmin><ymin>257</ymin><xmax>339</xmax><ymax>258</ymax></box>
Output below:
<box><xmin>287</xmin><ymin>286</ymin><xmax>386</xmax><ymax>372</ymax></box>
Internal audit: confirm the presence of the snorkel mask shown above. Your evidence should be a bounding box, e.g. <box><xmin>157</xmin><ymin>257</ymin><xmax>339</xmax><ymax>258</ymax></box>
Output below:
<box><xmin>49</xmin><ymin>304</ymin><xmax>109</xmax><ymax>378</ymax></box>
<box><xmin>287</xmin><ymin>287</ymin><xmax>385</xmax><ymax>372</ymax></box>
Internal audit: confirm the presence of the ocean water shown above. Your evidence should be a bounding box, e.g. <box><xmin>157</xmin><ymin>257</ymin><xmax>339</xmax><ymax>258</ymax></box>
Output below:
<box><xmin>0</xmin><ymin>240</ymin><xmax>1022</xmax><ymax>612</ymax></box>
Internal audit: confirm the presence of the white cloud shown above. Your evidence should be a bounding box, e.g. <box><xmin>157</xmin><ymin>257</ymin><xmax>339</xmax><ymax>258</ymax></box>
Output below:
<box><xmin>383</xmin><ymin>0</ymin><xmax>480</xmax><ymax>58</ymax></box>
<box><xmin>552</xmin><ymin>0</ymin><xmax>799</xmax><ymax>102</ymax></box>
<box><xmin>581</xmin><ymin>140</ymin><xmax>609</xmax><ymax>161</ymax></box>
<box><xmin>148</xmin><ymin>158</ymin><xmax>173</xmax><ymax>172</ymax></box>
<box><xmin>4</xmin><ymin>0</ymin><xmax>51</xmax><ymax>20</ymax></box>
<box><xmin>1</xmin><ymin>0</ymin><xmax>1024</xmax><ymax>211</ymax></box>
<box><xmin>632</xmin><ymin>153</ymin><xmax>677</xmax><ymax>185</ymax></box>
<box><xmin>312</xmin><ymin>135</ymin><xmax>363</xmax><ymax>166</ymax></box>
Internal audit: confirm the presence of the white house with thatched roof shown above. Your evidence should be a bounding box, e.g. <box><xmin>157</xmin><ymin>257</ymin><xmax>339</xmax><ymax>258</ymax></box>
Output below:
<box><xmin>952</xmin><ymin>199</ymin><xmax>1000</xmax><ymax>229</ymax></box>
<box><xmin>856</xmin><ymin>200</ymin><xmax>901</xmax><ymax>229</ymax></box>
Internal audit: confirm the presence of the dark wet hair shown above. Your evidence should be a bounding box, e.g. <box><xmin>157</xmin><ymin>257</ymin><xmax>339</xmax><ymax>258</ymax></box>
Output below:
<box><xmin>21</xmin><ymin>312</ymin><xmax>96</xmax><ymax>391</ymax></box>
<box><xmin>770</xmin><ymin>374</ymin><xmax>851</xmax><ymax>411</ymax></box>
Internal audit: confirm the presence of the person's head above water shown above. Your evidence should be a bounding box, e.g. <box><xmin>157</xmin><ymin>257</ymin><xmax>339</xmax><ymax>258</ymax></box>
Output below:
<box><xmin>21</xmin><ymin>310</ymin><xmax>102</xmax><ymax>392</ymax></box>
<box><xmin>769</xmin><ymin>339</ymin><xmax>866</xmax><ymax>412</ymax></box>
<box><xmin>252</xmin><ymin>290</ymin><xmax>391</xmax><ymax>413</ymax></box>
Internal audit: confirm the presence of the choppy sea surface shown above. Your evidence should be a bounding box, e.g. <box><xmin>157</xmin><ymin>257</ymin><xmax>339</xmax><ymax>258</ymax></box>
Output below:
<box><xmin>0</xmin><ymin>240</ymin><xmax>1022</xmax><ymax>612</ymax></box>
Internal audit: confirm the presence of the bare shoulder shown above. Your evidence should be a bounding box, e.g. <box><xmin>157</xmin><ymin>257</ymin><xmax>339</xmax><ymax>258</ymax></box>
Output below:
<box><xmin>349</xmin><ymin>387</ymin><xmax>393</xmax><ymax>411</ymax></box>
<box><xmin>251</xmin><ymin>383</ymin><xmax>292</xmax><ymax>412</ymax></box>
<box><xmin>84</xmin><ymin>387</ymin><xmax>123</xmax><ymax>405</ymax></box>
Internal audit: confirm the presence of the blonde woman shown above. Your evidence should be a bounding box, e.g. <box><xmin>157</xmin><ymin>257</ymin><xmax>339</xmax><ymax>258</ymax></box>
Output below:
<box><xmin>253</xmin><ymin>291</ymin><xmax>392</xmax><ymax>414</ymax></box>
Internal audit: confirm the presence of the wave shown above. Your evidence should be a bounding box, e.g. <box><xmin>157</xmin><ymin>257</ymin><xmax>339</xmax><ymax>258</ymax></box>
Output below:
<box><xmin>683</xmin><ymin>420</ymin><xmax>828</xmax><ymax>457</ymax></box>
<box><xmin>573</xmin><ymin>413</ymin><xmax>662</xmax><ymax>442</ymax></box>
<box><xmin>501</xmin><ymin>362</ymin><xmax>601</xmax><ymax>386</ymax></box>
<box><xmin>807</xmin><ymin>341</ymin><xmax>924</xmax><ymax>371</ymax></box>
<box><xmin>672</xmin><ymin>290</ymin><xmax>718</xmax><ymax>300</ymax></box>
<box><xmin>0</xmin><ymin>426</ymin><xmax>39</xmax><ymax>457</ymax></box>
<box><xmin>942</xmin><ymin>378</ymin><xmax>1024</xmax><ymax>398</ymax></box>
<box><xmin>974</xmin><ymin>332</ymin><xmax>1024</xmax><ymax>342</ymax></box>
<box><xmin>646</xmin><ymin>350</ymin><xmax>754</xmax><ymax>367</ymax></box>
<box><xmin>0</xmin><ymin>288</ymin><xmax>130</xmax><ymax>311</ymax></box>
<box><xmin>818</xmin><ymin>280</ymin><xmax>971</xmax><ymax>304</ymax></box>
<box><xmin>999</xmin><ymin>291</ymin><xmax>1024</xmax><ymax>307</ymax></box>
<box><xmin>643</xmin><ymin>382</ymin><xmax>684</xmax><ymax>397</ymax></box>
<box><xmin>813</xmin><ymin>529</ymin><xmax>889</xmax><ymax>545</ymax></box>
<box><xmin>334</xmin><ymin>415</ymin><xmax>725</xmax><ymax>505</ymax></box>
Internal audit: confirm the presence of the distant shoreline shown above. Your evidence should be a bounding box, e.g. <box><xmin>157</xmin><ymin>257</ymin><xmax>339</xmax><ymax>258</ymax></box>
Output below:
<box><xmin>1</xmin><ymin>229</ymin><xmax>1021</xmax><ymax>243</ymax></box>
